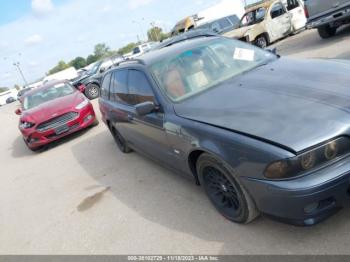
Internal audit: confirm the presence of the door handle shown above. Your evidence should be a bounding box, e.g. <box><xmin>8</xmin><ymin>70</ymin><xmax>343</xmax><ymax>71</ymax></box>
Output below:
<box><xmin>127</xmin><ymin>114</ymin><xmax>134</xmax><ymax>121</ymax></box>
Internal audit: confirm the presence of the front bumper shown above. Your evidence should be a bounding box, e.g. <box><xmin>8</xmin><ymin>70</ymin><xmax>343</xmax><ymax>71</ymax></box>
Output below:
<box><xmin>20</xmin><ymin>104</ymin><xmax>96</xmax><ymax>149</ymax></box>
<box><xmin>241</xmin><ymin>157</ymin><xmax>350</xmax><ymax>226</ymax></box>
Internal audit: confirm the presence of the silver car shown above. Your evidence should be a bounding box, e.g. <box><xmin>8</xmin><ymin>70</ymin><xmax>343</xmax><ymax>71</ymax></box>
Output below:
<box><xmin>305</xmin><ymin>0</ymin><xmax>350</xmax><ymax>38</ymax></box>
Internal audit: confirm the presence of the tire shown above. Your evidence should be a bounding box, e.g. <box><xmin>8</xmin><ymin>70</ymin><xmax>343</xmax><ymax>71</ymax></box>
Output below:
<box><xmin>317</xmin><ymin>25</ymin><xmax>337</xmax><ymax>39</ymax></box>
<box><xmin>84</xmin><ymin>83</ymin><xmax>100</xmax><ymax>100</ymax></box>
<box><xmin>254</xmin><ymin>35</ymin><xmax>268</xmax><ymax>49</ymax></box>
<box><xmin>110</xmin><ymin>125</ymin><xmax>132</xmax><ymax>154</ymax></box>
<box><xmin>197</xmin><ymin>153</ymin><xmax>259</xmax><ymax>224</ymax></box>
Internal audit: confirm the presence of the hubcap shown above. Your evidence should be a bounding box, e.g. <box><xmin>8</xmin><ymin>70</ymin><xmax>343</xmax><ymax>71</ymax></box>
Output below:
<box><xmin>89</xmin><ymin>86</ymin><xmax>98</xmax><ymax>97</ymax></box>
<box><xmin>203</xmin><ymin>166</ymin><xmax>242</xmax><ymax>217</ymax></box>
<box><xmin>257</xmin><ymin>37</ymin><xmax>267</xmax><ymax>48</ymax></box>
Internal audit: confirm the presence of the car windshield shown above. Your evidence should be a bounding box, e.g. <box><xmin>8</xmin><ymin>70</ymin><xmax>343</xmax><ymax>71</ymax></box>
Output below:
<box><xmin>150</xmin><ymin>38</ymin><xmax>277</xmax><ymax>102</ymax></box>
<box><xmin>23</xmin><ymin>83</ymin><xmax>75</xmax><ymax>110</ymax></box>
<box><xmin>87</xmin><ymin>61</ymin><xmax>102</xmax><ymax>75</ymax></box>
<box><xmin>240</xmin><ymin>7</ymin><xmax>266</xmax><ymax>27</ymax></box>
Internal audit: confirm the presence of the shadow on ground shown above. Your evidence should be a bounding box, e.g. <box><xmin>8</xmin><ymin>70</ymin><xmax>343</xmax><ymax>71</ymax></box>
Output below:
<box><xmin>71</xmin><ymin>130</ymin><xmax>350</xmax><ymax>254</ymax></box>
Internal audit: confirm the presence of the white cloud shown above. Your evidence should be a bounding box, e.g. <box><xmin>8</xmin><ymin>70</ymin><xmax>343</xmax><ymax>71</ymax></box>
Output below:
<box><xmin>25</xmin><ymin>34</ymin><xmax>43</xmax><ymax>45</ymax></box>
<box><xmin>128</xmin><ymin>0</ymin><xmax>155</xmax><ymax>10</ymax></box>
<box><xmin>31</xmin><ymin>0</ymin><xmax>54</xmax><ymax>16</ymax></box>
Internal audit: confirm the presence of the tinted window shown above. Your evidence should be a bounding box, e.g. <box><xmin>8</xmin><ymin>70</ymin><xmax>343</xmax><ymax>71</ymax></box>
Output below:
<box><xmin>101</xmin><ymin>73</ymin><xmax>111</xmax><ymax>99</ymax></box>
<box><xmin>270</xmin><ymin>3</ymin><xmax>286</xmax><ymax>19</ymax></box>
<box><xmin>286</xmin><ymin>0</ymin><xmax>300</xmax><ymax>10</ymax></box>
<box><xmin>110</xmin><ymin>70</ymin><xmax>129</xmax><ymax>104</ymax></box>
<box><xmin>128</xmin><ymin>70</ymin><xmax>155</xmax><ymax>105</ymax></box>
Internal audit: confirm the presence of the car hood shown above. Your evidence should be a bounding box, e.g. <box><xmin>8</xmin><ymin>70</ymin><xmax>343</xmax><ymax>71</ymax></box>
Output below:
<box><xmin>21</xmin><ymin>91</ymin><xmax>84</xmax><ymax>124</ymax></box>
<box><xmin>173</xmin><ymin>58</ymin><xmax>350</xmax><ymax>153</ymax></box>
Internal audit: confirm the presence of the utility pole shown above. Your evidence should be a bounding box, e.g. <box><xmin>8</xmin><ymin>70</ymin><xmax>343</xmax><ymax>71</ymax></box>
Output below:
<box><xmin>13</xmin><ymin>62</ymin><xmax>28</xmax><ymax>86</ymax></box>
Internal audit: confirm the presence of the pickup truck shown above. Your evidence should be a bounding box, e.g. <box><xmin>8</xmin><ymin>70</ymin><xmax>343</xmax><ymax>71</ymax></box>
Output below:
<box><xmin>305</xmin><ymin>0</ymin><xmax>350</xmax><ymax>38</ymax></box>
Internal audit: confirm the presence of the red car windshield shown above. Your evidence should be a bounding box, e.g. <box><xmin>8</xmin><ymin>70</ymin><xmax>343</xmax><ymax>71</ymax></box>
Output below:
<box><xmin>23</xmin><ymin>83</ymin><xmax>75</xmax><ymax>110</ymax></box>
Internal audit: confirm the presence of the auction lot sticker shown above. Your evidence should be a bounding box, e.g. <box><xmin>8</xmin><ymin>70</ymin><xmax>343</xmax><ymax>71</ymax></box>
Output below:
<box><xmin>233</xmin><ymin>48</ymin><xmax>255</xmax><ymax>61</ymax></box>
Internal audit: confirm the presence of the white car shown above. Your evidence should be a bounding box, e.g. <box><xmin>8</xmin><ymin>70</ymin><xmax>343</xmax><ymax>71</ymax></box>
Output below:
<box><xmin>283</xmin><ymin>0</ymin><xmax>307</xmax><ymax>32</ymax></box>
<box><xmin>0</xmin><ymin>89</ymin><xmax>18</xmax><ymax>106</ymax></box>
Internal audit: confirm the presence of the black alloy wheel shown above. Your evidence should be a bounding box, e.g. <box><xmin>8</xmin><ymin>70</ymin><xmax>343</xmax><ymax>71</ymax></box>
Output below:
<box><xmin>197</xmin><ymin>153</ymin><xmax>259</xmax><ymax>224</ymax></box>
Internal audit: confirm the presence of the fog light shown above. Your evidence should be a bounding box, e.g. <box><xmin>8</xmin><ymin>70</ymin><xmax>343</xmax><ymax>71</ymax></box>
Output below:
<box><xmin>304</xmin><ymin>218</ymin><xmax>316</xmax><ymax>226</ymax></box>
<box><xmin>304</xmin><ymin>202</ymin><xmax>319</xmax><ymax>214</ymax></box>
<box><xmin>84</xmin><ymin>115</ymin><xmax>93</xmax><ymax>123</ymax></box>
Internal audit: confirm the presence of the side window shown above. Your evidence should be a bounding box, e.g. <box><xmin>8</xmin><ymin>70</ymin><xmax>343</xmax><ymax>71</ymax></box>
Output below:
<box><xmin>218</xmin><ymin>18</ymin><xmax>232</xmax><ymax>30</ymax></box>
<box><xmin>101</xmin><ymin>73</ymin><xmax>112</xmax><ymax>100</ymax></box>
<box><xmin>210</xmin><ymin>21</ymin><xmax>221</xmax><ymax>33</ymax></box>
<box><xmin>270</xmin><ymin>3</ymin><xmax>286</xmax><ymax>19</ymax></box>
<box><xmin>128</xmin><ymin>70</ymin><xmax>155</xmax><ymax>106</ymax></box>
<box><xmin>286</xmin><ymin>0</ymin><xmax>300</xmax><ymax>11</ymax></box>
<box><xmin>110</xmin><ymin>70</ymin><xmax>129</xmax><ymax>104</ymax></box>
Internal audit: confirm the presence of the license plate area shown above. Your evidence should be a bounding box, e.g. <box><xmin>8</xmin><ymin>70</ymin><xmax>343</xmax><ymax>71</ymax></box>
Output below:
<box><xmin>55</xmin><ymin>124</ymin><xmax>69</xmax><ymax>135</ymax></box>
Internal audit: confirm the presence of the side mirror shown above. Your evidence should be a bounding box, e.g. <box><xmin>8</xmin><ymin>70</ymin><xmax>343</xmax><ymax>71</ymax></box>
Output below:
<box><xmin>266</xmin><ymin>47</ymin><xmax>279</xmax><ymax>56</ymax></box>
<box><xmin>78</xmin><ymin>84</ymin><xmax>86</xmax><ymax>93</ymax></box>
<box><xmin>99</xmin><ymin>67</ymin><xmax>106</xmax><ymax>74</ymax></box>
<box><xmin>15</xmin><ymin>108</ymin><xmax>22</xmax><ymax>115</ymax></box>
<box><xmin>135</xmin><ymin>101</ymin><xmax>156</xmax><ymax>116</ymax></box>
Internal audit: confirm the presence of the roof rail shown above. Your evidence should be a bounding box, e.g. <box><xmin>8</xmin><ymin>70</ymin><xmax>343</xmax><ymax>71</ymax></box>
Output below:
<box><xmin>116</xmin><ymin>58</ymin><xmax>145</xmax><ymax>67</ymax></box>
<box><xmin>158</xmin><ymin>29</ymin><xmax>218</xmax><ymax>49</ymax></box>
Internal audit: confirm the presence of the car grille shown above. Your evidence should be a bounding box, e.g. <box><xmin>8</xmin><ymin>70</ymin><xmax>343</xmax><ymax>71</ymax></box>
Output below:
<box><xmin>37</xmin><ymin>112</ymin><xmax>79</xmax><ymax>132</ymax></box>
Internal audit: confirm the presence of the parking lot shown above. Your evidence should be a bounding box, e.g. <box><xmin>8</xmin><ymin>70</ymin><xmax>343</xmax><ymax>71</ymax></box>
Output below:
<box><xmin>1</xmin><ymin>27</ymin><xmax>350</xmax><ymax>255</ymax></box>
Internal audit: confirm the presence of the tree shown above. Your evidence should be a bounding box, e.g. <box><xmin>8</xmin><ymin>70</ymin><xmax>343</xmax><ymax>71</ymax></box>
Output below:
<box><xmin>147</xmin><ymin>27</ymin><xmax>170</xmax><ymax>42</ymax></box>
<box><xmin>94</xmin><ymin>43</ymin><xmax>111</xmax><ymax>60</ymax></box>
<box><xmin>0</xmin><ymin>87</ymin><xmax>8</xmax><ymax>93</ymax></box>
<box><xmin>86</xmin><ymin>54</ymin><xmax>98</xmax><ymax>65</ymax></box>
<box><xmin>69</xmin><ymin>57</ymin><xmax>87</xmax><ymax>69</ymax></box>
<box><xmin>48</xmin><ymin>60</ymin><xmax>70</xmax><ymax>75</ymax></box>
<box><xmin>117</xmin><ymin>42</ymin><xmax>139</xmax><ymax>55</ymax></box>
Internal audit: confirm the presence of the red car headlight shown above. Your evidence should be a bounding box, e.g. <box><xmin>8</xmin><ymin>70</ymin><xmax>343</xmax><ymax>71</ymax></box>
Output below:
<box><xmin>20</xmin><ymin>121</ymin><xmax>35</xmax><ymax>129</ymax></box>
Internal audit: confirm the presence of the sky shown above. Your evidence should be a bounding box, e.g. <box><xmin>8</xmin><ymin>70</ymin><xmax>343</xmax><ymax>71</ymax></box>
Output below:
<box><xmin>0</xmin><ymin>0</ymin><xmax>258</xmax><ymax>88</ymax></box>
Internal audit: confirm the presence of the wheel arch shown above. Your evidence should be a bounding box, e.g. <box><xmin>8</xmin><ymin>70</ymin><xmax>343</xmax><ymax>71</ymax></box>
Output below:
<box><xmin>187</xmin><ymin>144</ymin><xmax>236</xmax><ymax>186</ymax></box>
<box><xmin>254</xmin><ymin>32</ymin><xmax>270</xmax><ymax>45</ymax></box>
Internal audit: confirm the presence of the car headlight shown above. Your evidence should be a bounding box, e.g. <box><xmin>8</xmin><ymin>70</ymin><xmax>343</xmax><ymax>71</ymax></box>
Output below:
<box><xmin>75</xmin><ymin>99</ymin><xmax>89</xmax><ymax>110</ymax></box>
<box><xmin>264</xmin><ymin>137</ymin><xmax>350</xmax><ymax>179</ymax></box>
<box><xmin>20</xmin><ymin>121</ymin><xmax>35</xmax><ymax>129</ymax></box>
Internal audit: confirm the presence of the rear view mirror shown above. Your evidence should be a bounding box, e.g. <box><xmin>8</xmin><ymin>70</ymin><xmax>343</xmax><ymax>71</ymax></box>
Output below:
<box><xmin>135</xmin><ymin>101</ymin><xmax>156</xmax><ymax>116</ymax></box>
<box><xmin>15</xmin><ymin>108</ymin><xmax>22</xmax><ymax>115</ymax></box>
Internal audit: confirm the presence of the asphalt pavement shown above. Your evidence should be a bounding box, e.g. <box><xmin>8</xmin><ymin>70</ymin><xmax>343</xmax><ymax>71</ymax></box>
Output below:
<box><xmin>1</xmin><ymin>27</ymin><xmax>350</xmax><ymax>255</ymax></box>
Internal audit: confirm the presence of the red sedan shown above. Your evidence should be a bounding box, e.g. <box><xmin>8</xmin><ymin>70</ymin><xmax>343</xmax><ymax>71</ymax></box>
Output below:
<box><xmin>15</xmin><ymin>80</ymin><xmax>97</xmax><ymax>151</ymax></box>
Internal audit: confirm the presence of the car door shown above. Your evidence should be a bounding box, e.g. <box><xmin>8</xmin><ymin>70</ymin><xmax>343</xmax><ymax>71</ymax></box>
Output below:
<box><xmin>125</xmin><ymin>69</ymin><xmax>174</xmax><ymax>164</ymax></box>
<box><xmin>285</xmin><ymin>0</ymin><xmax>307</xmax><ymax>31</ymax></box>
<box><xmin>108</xmin><ymin>69</ymin><xmax>134</xmax><ymax>141</ymax></box>
<box><xmin>268</xmin><ymin>2</ymin><xmax>291</xmax><ymax>41</ymax></box>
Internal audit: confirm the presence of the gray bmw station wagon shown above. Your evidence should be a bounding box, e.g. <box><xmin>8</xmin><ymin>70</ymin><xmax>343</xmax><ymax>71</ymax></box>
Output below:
<box><xmin>99</xmin><ymin>33</ymin><xmax>350</xmax><ymax>226</ymax></box>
